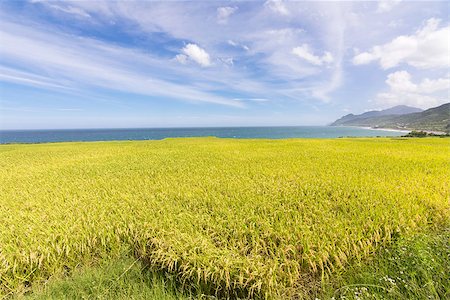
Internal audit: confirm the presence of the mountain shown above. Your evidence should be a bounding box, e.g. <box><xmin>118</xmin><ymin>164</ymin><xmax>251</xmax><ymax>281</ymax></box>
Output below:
<box><xmin>380</xmin><ymin>105</ymin><xmax>425</xmax><ymax>115</ymax></box>
<box><xmin>330</xmin><ymin>103</ymin><xmax>450</xmax><ymax>133</ymax></box>
<box><xmin>331</xmin><ymin>105</ymin><xmax>423</xmax><ymax>126</ymax></box>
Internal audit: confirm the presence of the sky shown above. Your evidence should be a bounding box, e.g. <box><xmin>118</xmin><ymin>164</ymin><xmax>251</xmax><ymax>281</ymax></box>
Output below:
<box><xmin>0</xmin><ymin>0</ymin><xmax>449</xmax><ymax>130</ymax></box>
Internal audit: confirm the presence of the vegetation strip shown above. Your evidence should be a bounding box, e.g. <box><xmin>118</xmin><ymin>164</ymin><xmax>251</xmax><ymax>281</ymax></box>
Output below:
<box><xmin>1</xmin><ymin>138</ymin><xmax>448</xmax><ymax>298</ymax></box>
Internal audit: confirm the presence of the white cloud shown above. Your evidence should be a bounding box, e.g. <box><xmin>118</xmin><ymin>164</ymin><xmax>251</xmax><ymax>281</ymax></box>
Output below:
<box><xmin>233</xmin><ymin>98</ymin><xmax>269</xmax><ymax>102</ymax></box>
<box><xmin>0</xmin><ymin>21</ymin><xmax>241</xmax><ymax>107</ymax></box>
<box><xmin>15</xmin><ymin>0</ymin><xmax>448</xmax><ymax>112</ymax></box>
<box><xmin>174</xmin><ymin>54</ymin><xmax>188</xmax><ymax>64</ymax></box>
<box><xmin>217</xmin><ymin>6</ymin><xmax>238</xmax><ymax>24</ymax></box>
<box><xmin>385</xmin><ymin>71</ymin><xmax>417</xmax><ymax>92</ymax></box>
<box><xmin>0</xmin><ymin>66</ymin><xmax>76</xmax><ymax>91</ymax></box>
<box><xmin>375</xmin><ymin>71</ymin><xmax>450</xmax><ymax>108</ymax></box>
<box><xmin>30</xmin><ymin>1</ymin><xmax>92</xmax><ymax>18</ymax></box>
<box><xmin>352</xmin><ymin>52</ymin><xmax>376</xmax><ymax>65</ymax></box>
<box><xmin>219</xmin><ymin>57</ymin><xmax>234</xmax><ymax>66</ymax></box>
<box><xmin>264</xmin><ymin>0</ymin><xmax>289</xmax><ymax>16</ymax></box>
<box><xmin>386</xmin><ymin>71</ymin><xmax>450</xmax><ymax>94</ymax></box>
<box><xmin>376</xmin><ymin>92</ymin><xmax>440</xmax><ymax>109</ymax></box>
<box><xmin>419</xmin><ymin>77</ymin><xmax>450</xmax><ymax>93</ymax></box>
<box><xmin>353</xmin><ymin>18</ymin><xmax>450</xmax><ymax>69</ymax></box>
<box><xmin>227</xmin><ymin>40</ymin><xmax>249</xmax><ymax>51</ymax></box>
<box><xmin>178</xmin><ymin>43</ymin><xmax>211</xmax><ymax>67</ymax></box>
<box><xmin>26</xmin><ymin>0</ymin><xmax>349</xmax><ymax>103</ymax></box>
<box><xmin>32</xmin><ymin>0</ymin><xmax>114</xmax><ymax>18</ymax></box>
<box><xmin>292</xmin><ymin>44</ymin><xmax>333</xmax><ymax>66</ymax></box>
<box><xmin>377</xmin><ymin>0</ymin><xmax>402</xmax><ymax>13</ymax></box>
<box><xmin>56</xmin><ymin>108</ymin><xmax>83</xmax><ymax>111</ymax></box>
<box><xmin>228</xmin><ymin>40</ymin><xmax>238</xmax><ymax>47</ymax></box>
<box><xmin>311</xmin><ymin>63</ymin><xmax>343</xmax><ymax>101</ymax></box>
<box><xmin>49</xmin><ymin>4</ymin><xmax>91</xmax><ymax>18</ymax></box>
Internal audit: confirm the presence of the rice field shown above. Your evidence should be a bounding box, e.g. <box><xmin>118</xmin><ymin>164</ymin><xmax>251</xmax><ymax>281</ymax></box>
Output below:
<box><xmin>0</xmin><ymin>138</ymin><xmax>449</xmax><ymax>299</ymax></box>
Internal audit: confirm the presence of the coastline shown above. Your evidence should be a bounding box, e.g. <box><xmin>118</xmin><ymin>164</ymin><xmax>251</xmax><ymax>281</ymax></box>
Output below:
<box><xmin>331</xmin><ymin>124</ymin><xmax>448</xmax><ymax>135</ymax></box>
<box><xmin>364</xmin><ymin>126</ymin><xmax>447</xmax><ymax>135</ymax></box>
<box><xmin>332</xmin><ymin>125</ymin><xmax>411</xmax><ymax>133</ymax></box>
<box><xmin>336</xmin><ymin>125</ymin><xmax>447</xmax><ymax>135</ymax></box>
<box><xmin>356</xmin><ymin>126</ymin><xmax>411</xmax><ymax>133</ymax></box>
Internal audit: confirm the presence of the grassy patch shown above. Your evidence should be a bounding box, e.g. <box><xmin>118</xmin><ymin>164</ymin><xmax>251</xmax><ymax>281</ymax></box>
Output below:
<box><xmin>15</xmin><ymin>256</ymin><xmax>186</xmax><ymax>300</ymax></box>
<box><xmin>320</xmin><ymin>228</ymin><xmax>450</xmax><ymax>300</ymax></box>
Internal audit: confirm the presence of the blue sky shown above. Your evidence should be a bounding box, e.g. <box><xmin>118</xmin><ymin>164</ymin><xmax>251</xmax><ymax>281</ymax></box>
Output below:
<box><xmin>0</xmin><ymin>0</ymin><xmax>448</xmax><ymax>129</ymax></box>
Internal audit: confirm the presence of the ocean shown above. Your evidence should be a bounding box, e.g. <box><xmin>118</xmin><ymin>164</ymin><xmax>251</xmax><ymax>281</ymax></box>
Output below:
<box><xmin>0</xmin><ymin>126</ymin><xmax>408</xmax><ymax>144</ymax></box>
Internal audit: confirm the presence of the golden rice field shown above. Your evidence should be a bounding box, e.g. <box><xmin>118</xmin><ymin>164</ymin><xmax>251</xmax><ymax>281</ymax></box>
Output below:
<box><xmin>0</xmin><ymin>138</ymin><xmax>449</xmax><ymax>299</ymax></box>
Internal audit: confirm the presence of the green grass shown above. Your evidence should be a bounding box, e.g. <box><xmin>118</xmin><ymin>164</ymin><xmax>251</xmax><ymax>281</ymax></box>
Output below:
<box><xmin>16</xmin><ymin>256</ymin><xmax>185</xmax><ymax>300</ymax></box>
<box><xmin>320</xmin><ymin>228</ymin><xmax>450</xmax><ymax>300</ymax></box>
<box><xmin>18</xmin><ymin>228</ymin><xmax>450</xmax><ymax>300</ymax></box>
<box><xmin>1</xmin><ymin>138</ymin><xmax>449</xmax><ymax>299</ymax></box>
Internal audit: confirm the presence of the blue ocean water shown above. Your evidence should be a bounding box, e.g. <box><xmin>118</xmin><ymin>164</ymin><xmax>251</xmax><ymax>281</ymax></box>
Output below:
<box><xmin>0</xmin><ymin>126</ymin><xmax>407</xmax><ymax>144</ymax></box>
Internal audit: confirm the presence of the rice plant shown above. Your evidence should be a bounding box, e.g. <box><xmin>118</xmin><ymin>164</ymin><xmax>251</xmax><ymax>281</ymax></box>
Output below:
<box><xmin>0</xmin><ymin>138</ymin><xmax>448</xmax><ymax>298</ymax></box>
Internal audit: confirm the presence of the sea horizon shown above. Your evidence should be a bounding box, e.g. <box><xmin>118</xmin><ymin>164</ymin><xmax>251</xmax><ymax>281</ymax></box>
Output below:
<box><xmin>0</xmin><ymin>125</ymin><xmax>408</xmax><ymax>144</ymax></box>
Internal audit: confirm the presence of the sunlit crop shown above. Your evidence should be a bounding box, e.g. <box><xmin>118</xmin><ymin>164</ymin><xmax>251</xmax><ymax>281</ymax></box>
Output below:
<box><xmin>0</xmin><ymin>138</ymin><xmax>448</xmax><ymax>298</ymax></box>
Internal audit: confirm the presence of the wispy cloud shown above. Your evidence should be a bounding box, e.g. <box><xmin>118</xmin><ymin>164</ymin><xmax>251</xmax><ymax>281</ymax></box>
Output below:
<box><xmin>0</xmin><ymin>20</ymin><xmax>242</xmax><ymax>107</ymax></box>
<box><xmin>0</xmin><ymin>66</ymin><xmax>76</xmax><ymax>91</ymax></box>
<box><xmin>264</xmin><ymin>0</ymin><xmax>289</xmax><ymax>16</ymax></box>
<box><xmin>233</xmin><ymin>98</ymin><xmax>269</xmax><ymax>102</ymax></box>
<box><xmin>292</xmin><ymin>44</ymin><xmax>333</xmax><ymax>66</ymax></box>
<box><xmin>1</xmin><ymin>0</ymin><xmax>448</xmax><ymax>129</ymax></box>
<box><xmin>377</xmin><ymin>0</ymin><xmax>402</xmax><ymax>13</ymax></box>
<box><xmin>353</xmin><ymin>18</ymin><xmax>450</xmax><ymax>69</ymax></box>
<box><xmin>217</xmin><ymin>6</ymin><xmax>238</xmax><ymax>24</ymax></box>
<box><xmin>56</xmin><ymin>108</ymin><xmax>83</xmax><ymax>111</ymax></box>
<box><xmin>45</xmin><ymin>3</ymin><xmax>91</xmax><ymax>18</ymax></box>
<box><xmin>21</xmin><ymin>0</ymin><xmax>342</xmax><ymax>101</ymax></box>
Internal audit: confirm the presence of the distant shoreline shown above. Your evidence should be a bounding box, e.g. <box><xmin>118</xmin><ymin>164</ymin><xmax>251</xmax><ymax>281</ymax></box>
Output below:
<box><xmin>333</xmin><ymin>125</ymin><xmax>449</xmax><ymax>135</ymax></box>
<box><xmin>329</xmin><ymin>125</ymin><xmax>410</xmax><ymax>133</ymax></box>
<box><xmin>355</xmin><ymin>126</ymin><xmax>411</xmax><ymax>133</ymax></box>
<box><xmin>362</xmin><ymin>126</ymin><xmax>447</xmax><ymax>135</ymax></box>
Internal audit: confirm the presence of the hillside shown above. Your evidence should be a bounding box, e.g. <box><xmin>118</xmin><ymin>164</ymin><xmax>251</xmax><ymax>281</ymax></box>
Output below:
<box><xmin>331</xmin><ymin>103</ymin><xmax>450</xmax><ymax>133</ymax></box>
<box><xmin>331</xmin><ymin>105</ymin><xmax>423</xmax><ymax>126</ymax></box>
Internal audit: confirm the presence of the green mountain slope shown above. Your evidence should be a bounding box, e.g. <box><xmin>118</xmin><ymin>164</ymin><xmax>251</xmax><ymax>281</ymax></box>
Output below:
<box><xmin>331</xmin><ymin>103</ymin><xmax>450</xmax><ymax>133</ymax></box>
<box><xmin>331</xmin><ymin>105</ymin><xmax>423</xmax><ymax>126</ymax></box>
